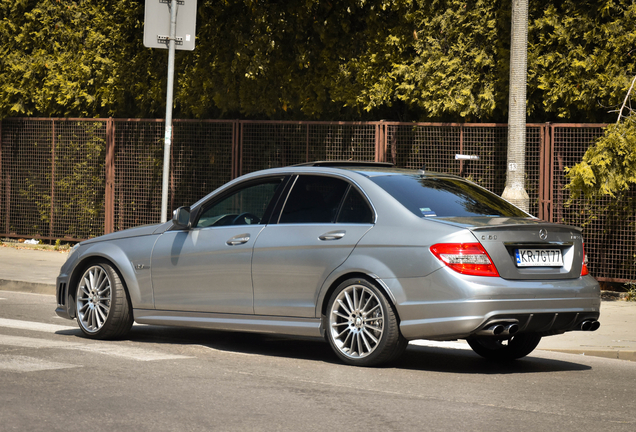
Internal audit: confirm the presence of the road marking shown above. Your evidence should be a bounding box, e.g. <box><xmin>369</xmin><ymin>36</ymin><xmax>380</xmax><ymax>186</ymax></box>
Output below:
<box><xmin>0</xmin><ymin>318</ymin><xmax>77</xmax><ymax>333</ymax></box>
<box><xmin>409</xmin><ymin>340</ymin><xmax>471</xmax><ymax>350</ymax></box>
<box><xmin>0</xmin><ymin>334</ymin><xmax>79</xmax><ymax>349</ymax></box>
<box><xmin>0</xmin><ymin>334</ymin><xmax>191</xmax><ymax>361</ymax></box>
<box><xmin>0</xmin><ymin>354</ymin><xmax>79</xmax><ymax>373</ymax></box>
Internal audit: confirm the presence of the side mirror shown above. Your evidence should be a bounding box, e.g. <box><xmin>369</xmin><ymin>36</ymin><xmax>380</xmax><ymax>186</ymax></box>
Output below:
<box><xmin>171</xmin><ymin>206</ymin><xmax>191</xmax><ymax>230</ymax></box>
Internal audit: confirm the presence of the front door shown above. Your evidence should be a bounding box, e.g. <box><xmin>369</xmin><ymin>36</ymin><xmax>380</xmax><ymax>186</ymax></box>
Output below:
<box><xmin>151</xmin><ymin>177</ymin><xmax>285</xmax><ymax>314</ymax></box>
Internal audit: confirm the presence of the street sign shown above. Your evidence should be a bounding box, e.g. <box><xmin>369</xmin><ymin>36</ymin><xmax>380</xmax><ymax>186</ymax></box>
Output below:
<box><xmin>144</xmin><ymin>0</ymin><xmax>197</xmax><ymax>51</ymax></box>
<box><xmin>144</xmin><ymin>0</ymin><xmax>198</xmax><ymax>222</ymax></box>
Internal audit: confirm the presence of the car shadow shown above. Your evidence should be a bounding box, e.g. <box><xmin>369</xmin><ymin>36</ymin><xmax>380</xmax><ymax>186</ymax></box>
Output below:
<box><xmin>393</xmin><ymin>344</ymin><xmax>592</xmax><ymax>374</ymax></box>
<box><xmin>55</xmin><ymin>324</ymin><xmax>592</xmax><ymax>374</ymax></box>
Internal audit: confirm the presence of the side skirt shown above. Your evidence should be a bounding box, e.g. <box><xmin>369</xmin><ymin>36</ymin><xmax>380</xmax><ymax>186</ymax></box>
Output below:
<box><xmin>133</xmin><ymin>309</ymin><xmax>323</xmax><ymax>338</ymax></box>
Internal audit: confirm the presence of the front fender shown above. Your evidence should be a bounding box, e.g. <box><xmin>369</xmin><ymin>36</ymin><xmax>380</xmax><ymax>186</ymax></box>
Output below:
<box><xmin>67</xmin><ymin>236</ymin><xmax>157</xmax><ymax>310</ymax></box>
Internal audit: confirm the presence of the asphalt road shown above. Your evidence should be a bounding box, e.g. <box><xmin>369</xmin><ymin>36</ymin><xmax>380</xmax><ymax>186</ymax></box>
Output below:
<box><xmin>1</xmin><ymin>290</ymin><xmax>635</xmax><ymax>432</ymax></box>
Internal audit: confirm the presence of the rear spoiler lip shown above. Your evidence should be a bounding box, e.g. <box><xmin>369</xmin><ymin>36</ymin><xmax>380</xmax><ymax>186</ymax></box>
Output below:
<box><xmin>469</xmin><ymin>223</ymin><xmax>582</xmax><ymax>233</ymax></box>
<box><xmin>429</xmin><ymin>217</ymin><xmax>583</xmax><ymax>233</ymax></box>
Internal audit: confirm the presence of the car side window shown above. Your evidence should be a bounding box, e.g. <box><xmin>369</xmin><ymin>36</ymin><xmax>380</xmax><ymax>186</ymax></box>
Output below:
<box><xmin>279</xmin><ymin>175</ymin><xmax>349</xmax><ymax>224</ymax></box>
<box><xmin>336</xmin><ymin>187</ymin><xmax>373</xmax><ymax>224</ymax></box>
<box><xmin>196</xmin><ymin>179</ymin><xmax>283</xmax><ymax>228</ymax></box>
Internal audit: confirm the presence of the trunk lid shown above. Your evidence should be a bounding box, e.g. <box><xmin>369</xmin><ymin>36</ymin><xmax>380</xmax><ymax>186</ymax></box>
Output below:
<box><xmin>433</xmin><ymin>217</ymin><xmax>586</xmax><ymax>280</ymax></box>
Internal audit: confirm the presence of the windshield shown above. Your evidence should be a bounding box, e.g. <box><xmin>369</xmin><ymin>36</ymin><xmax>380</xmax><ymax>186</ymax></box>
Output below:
<box><xmin>370</xmin><ymin>175</ymin><xmax>528</xmax><ymax>218</ymax></box>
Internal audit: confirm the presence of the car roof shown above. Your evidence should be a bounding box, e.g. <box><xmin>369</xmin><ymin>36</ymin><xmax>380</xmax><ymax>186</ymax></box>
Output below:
<box><xmin>289</xmin><ymin>161</ymin><xmax>455</xmax><ymax>179</ymax></box>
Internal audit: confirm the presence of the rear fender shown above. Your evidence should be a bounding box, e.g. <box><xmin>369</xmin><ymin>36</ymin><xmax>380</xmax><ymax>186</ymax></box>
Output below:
<box><xmin>316</xmin><ymin>254</ymin><xmax>411</xmax><ymax>318</ymax></box>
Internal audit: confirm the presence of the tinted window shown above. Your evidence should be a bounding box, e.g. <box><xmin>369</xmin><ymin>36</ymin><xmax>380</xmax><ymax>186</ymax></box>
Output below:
<box><xmin>370</xmin><ymin>175</ymin><xmax>528</xmax><ymax>218</ymax></box>
<box><xmin>279</xmin><ymin>175</ymin><xmax>349</xmax><ymax>223</ymax></box>
<box><xmin>196</xmin><ymin>179</ymin><xmax>283</xmax><ymax>227</ymax></box>
<box><xmin>336</xmin><ymin>187</ymin><xmax>373</xmax><ymax>223</ymax></box>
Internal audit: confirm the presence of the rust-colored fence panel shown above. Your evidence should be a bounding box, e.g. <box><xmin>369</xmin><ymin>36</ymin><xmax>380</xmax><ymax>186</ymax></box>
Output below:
<box><xmin>239</xmin><ymin>121</ymin><xmax>377</xmax><ymax>175</ymax></box>
<box><xmin>112</xmin><ymin>119</ymin><xmax>165</xmax><ymax>231</ymax></box>
<box><xmin>171</xmin><ymin>120</ymin><xmax>235</xmax><ymax>208</ymax></box>
<box><xmin>384</xmin><ymin>123</ymin><xmax>543</xmax><ymax>217</ymax></box>
<box><xmin>0</xmin><ymin>119</ymin><xmax>108</xmax><ymax>240</ymax></box>
<box><xmin>1</xmin><ymin>118</ymin><xmax>634</xmax><ymax>282</ymax></box>
<box><xmin>549</xmin><ymin>124</ymin><xmax>636</xmax><ymax>282</ymax></box>
<box><xmin>112</xmin><ymin>119</ymin><xmax>235</xmax><ymax>232</ymax></box>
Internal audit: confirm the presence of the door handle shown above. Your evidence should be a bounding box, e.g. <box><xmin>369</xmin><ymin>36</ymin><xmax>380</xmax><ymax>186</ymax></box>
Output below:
<box><xmin>226</xmin><ymin>234</ymin><xmax>250</xmax><ymax>246</ymax></box>
<box><xmin>319</xmin><ymin>230</ymin><xmax>346</xmax><ymax>241</ymax></box>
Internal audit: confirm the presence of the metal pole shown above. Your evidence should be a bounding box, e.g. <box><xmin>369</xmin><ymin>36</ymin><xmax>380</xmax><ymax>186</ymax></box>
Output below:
<box><xmin>161</xmin><ymin>0</ymin><xmax>178</xmax><ymax>223</ymax></box>
<box><xmin>501</xmin><ymin>0</ymin><xmax>529</xmax><ymax>212</ymax></box>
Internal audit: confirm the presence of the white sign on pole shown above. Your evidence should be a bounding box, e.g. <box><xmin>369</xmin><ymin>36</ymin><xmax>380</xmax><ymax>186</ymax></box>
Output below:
<box><xmin>144</xmin><ymin>0</ymin><xmax>197</xmax><ymax>51</ymax></box>
<box><xmin>143</xmin><ymin>0</ymin><xmax>197</xmax><ymax>222</ymax></box>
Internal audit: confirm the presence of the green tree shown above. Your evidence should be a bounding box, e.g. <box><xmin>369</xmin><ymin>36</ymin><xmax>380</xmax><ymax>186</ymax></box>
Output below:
<box><xmin>0</xmin><ymin>0</ymin><xmax>150</xmax><ymax>118</ymax></box>
<box><xmin>2</xmin><ymin>1</ymin><xmax>636</xmax><ymax>122</ymax></box>
<box><xmin>566</xmin><ymin>113</ymin><xmax>636</xmax><ymax>201</ymax></box>
<box><xmin>530</xmin><ymin>0</ymin><xmax>636</xmax><ymax>122</ymax></box>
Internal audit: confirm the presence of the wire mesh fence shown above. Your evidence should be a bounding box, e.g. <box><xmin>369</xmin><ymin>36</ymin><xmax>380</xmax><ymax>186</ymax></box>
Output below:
<box><xmin>550</xmin><ymin>124</ymin><xmax>636</xmax><ymax>282</ymax></box>
<box><xmin>384</xmin><ymin>123</ymin><xmax>543</xmax><ymax>217</ymax></box>
<box><xmin>0</xmin><ymin>119</ymin><xmax>108</xmax><ymax>240</ymax></box>
<box><xmin>0</xmin><ymin>118</ymin><xmax>633</xmax><ymax>282</ymax></box>
<box><xmin>239</xmin><ymin>122</ymin><xmax>378</xmax><ymax>175</ymax></box>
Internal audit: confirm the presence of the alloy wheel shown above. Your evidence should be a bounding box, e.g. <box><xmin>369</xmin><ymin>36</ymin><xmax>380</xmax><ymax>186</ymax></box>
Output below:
<box><xmin>76</xmin><ymin>265</ymin><xmax>112</xmax><ymax>333</ymax></box>
<box><xmin>328</xmin><ymin>283</ymin><xmax>385</xmax><ymax>359</ymax></box>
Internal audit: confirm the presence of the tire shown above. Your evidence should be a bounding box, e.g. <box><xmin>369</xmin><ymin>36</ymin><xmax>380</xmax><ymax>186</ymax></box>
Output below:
<box><xmin>325</xmin><ymin>278</ymin><xmax>407</xmax><ymax>366</ymax></box>
<box><xmin>467</xmin><ymin>333</ymin><xmax>542</xmax><ymax>361</ymax></box>
<box><xmin>75</xmin><ymin>261</ymin><xmax>133</xmax><ymax>339</ymax></box>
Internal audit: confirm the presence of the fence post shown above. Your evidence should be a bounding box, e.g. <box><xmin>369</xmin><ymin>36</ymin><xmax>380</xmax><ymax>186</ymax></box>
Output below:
<box><xmin>169</xmin><ymin>123</ymin><xmax>175</xmax><ymax>213</ymax></box>
<box><xmin>375</xmin><ymin>122</ymin><xmax>386</xmax><ymax>163</ymax></box>
<box><xmin>2</xmin><ymin>121</ymin><xmax>9</xmax><ymax>235</ymax></box>
<box><xmin>459</xmin><ymin>125</ymin><xmax>464</xmax><ymax>175</ymax></box>
<box><xmin>0</xmin><ymin>120</ymin><xmax>3</xmax><ymax>235</ymax></box>
<box><xmin>236</xmin><ymin>121</ymin><xmax>243</xmax><ymax>177</ymax></box>
<box><xmin>104</xmin><ymin>118</ymin><xmax>115</xmax><ymax>234</ymax></box>
<box><xmin>538</xmin><ymin>123</ymin><xmax>552</xmax><ymax>222</ymax></box>
<box><xmin>550</xmin><ymin>124</ymin><xmax>558</xmax><ymax>223</ymax></box>
<box><xmin>50</xmin><ymin>120</ymin><xmax>56</xmax><ymax>238</ymax></box>
<box><xmin>306</xmin><ymin>124</ymin><xmax>310</xmax><ymax>163</ymax></box>
<box><xmin>538</xmin><ymin>124</ymin><xmax>545</xmax><ymax>220</ymax></box>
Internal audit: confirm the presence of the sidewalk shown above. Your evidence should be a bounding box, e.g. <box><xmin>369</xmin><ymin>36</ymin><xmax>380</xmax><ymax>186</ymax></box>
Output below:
<box><xmin>0</xmin><ymin>245</ymin><xmax>68</xmax><ymax>294</ymax></box>
<box><xmin>1</xmin><ymin>243</ymin><xmax>635</xmax><ymax>362</ymax></box>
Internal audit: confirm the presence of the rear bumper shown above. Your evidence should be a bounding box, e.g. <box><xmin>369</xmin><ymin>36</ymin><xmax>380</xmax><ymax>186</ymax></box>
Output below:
<box><xmin>390</xmin><ymin>269</ymin><xmax>600</xmax><ymax>340</ymax></box>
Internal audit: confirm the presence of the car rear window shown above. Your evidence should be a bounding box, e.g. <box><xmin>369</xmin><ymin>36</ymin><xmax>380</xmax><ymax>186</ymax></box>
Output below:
<box><xmin>370</xmin><ymin>175</ymin><xmax>528</xmax><ymax>218</ymax></box>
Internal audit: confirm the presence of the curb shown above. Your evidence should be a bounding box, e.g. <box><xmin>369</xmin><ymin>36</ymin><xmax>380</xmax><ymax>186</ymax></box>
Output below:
<box><xmin>541</xmin><ymin>348</ymin><xmax>636</xmax><ymax>362</ymax></box>
<box><xmin>0</xmin><ymin>280</ymin><xmax>56</xmax><ymax>296</ymax></box>
<box><xmin>601</xmin><ymin>291</ymin><xmax>629</xmax><ymax>301</ymax></box>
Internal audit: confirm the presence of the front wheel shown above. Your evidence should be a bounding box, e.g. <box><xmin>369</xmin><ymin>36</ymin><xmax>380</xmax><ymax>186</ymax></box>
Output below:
<box><xmin>326</xmin><ymin>278</ymin><xmax>407</xmax><ymax>366</ymax></box>
<box><xmin>467</xmin><ymin>333</ymin><xmax>542</xmax><ymax>361</ymax></box>
<box><xmin>75</xmin><ymin>261</ymin><xmax>133</xmax><ymax>339</ymax></box>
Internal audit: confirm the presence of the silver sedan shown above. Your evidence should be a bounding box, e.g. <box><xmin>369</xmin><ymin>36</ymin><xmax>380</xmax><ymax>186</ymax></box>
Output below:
<box><xmin>55</xmin><ymin>162</ymin><xmax>600</xmax><ymax>366</ymax></box>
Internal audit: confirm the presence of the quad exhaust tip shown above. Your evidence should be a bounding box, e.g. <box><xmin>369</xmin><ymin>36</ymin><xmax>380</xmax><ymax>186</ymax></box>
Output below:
<box><xmin>579</xmin><ymin>320</ymin><xmax>600</xmax><ymax>331</ymax></box>
<box><xmin>477</xmin><ymin>323</ymin><xmax>519</xmax><ymax>337</ymax></box>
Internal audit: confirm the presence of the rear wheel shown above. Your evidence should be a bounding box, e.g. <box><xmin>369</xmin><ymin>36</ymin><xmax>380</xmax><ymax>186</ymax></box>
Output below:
<box><xmin>75</xmin><ymin>261</ymin><xmax>133</xmax><ymax>339</ymax></box>
<box><xmin>467</xmin><ymin>333</ymin><xmax>542</xmax><ymax>361</ymax></box>
<box><xmin>326</xmin><ymin>278</ymin><xmax>407</xmax><ymax>366</ymax></box>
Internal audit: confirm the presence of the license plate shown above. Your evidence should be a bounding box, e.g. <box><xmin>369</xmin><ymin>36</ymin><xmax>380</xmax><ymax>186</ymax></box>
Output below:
<box><xmin>515</xmin><ymin>249</ymin><xmax>563</xmax><ymax>267</ymax></box>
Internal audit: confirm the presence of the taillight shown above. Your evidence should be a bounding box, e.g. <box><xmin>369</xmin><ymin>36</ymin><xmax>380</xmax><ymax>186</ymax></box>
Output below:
<box><xmin>581</xmin><ymin>243</ymin><xmax>589</xmax><ymax>276</ymax></box>
<box><xmin>430</xmin><ymin>243</ymin><xmax>500</xmax><ymax>277</ymax></box>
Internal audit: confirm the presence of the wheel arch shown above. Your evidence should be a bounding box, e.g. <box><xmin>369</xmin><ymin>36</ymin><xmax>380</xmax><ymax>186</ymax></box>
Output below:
<box><xmin>67</xmin><ymin>247</ymin><xmax>139</xmax><ymax>317</ymax></box>
<box><xmin>318</xmin><ymin>271</ymin><xmax>398</xmax><ymax>318</ymax></box>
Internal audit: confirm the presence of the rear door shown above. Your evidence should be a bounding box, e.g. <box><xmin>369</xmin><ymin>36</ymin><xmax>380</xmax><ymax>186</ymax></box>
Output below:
<box><xmin>252</xmin><ymin>174</ymin><xmax>374</xmax><ymax>317</ymax></box>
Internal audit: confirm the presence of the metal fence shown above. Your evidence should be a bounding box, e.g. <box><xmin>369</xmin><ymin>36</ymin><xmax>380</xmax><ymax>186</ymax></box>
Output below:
<box><xmin>0</xmin><ymin>118</ymin><xmax>633</xmax><ymax>282</ymax></box>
